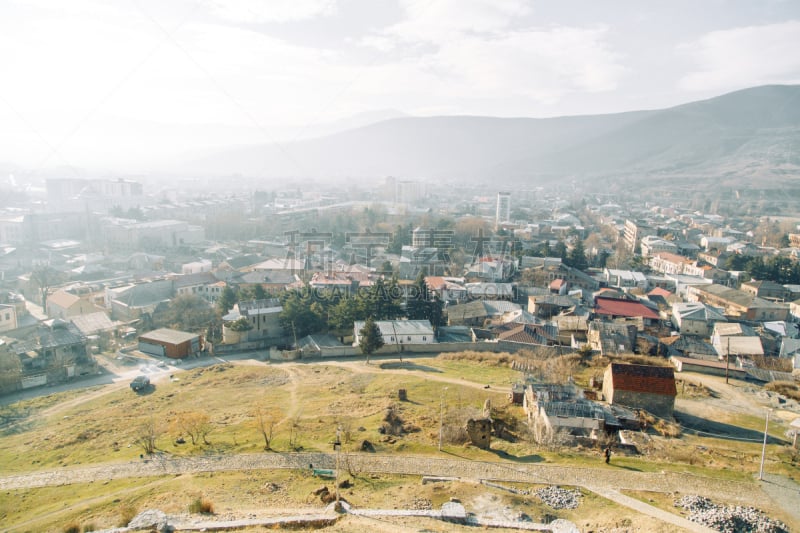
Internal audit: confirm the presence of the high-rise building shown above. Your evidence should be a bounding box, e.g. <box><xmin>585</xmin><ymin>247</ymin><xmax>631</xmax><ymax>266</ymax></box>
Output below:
<box><xmin>495</xmin><ymin>192</ymin><xmax>511</xmax><ymax>229</ymax></box>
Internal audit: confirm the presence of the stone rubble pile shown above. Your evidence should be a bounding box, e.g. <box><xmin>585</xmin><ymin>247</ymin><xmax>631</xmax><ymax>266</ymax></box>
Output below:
<box><xmin>674</xmin><ymin>495</ymin><xmax>789</xmax><ymax>533</ymax></box>
<box><xmin>411</xmin><ymin>497</ymin><xmax>433</xmax><ymax>510</ymax></box>
<box><xmin>534</xmin><ymin>486</ymin><xmax>583</xmax><ymax>510</ymax></box>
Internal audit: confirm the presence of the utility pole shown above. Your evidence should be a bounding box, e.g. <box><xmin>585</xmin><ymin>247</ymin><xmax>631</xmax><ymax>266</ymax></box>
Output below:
<box><xmin>725</xmin><ymin>337</ymin><xmax>730</xmax><ymax>384</ymax></box>
<box><xmin>438</xmin><ymin>387</ymin><xmax>448</xmax><ymax>451</ymax></box>
<box><xmin>759</xmin><ymin>409</ymin><xmax>771</xmax><ymax>481</ymax></box>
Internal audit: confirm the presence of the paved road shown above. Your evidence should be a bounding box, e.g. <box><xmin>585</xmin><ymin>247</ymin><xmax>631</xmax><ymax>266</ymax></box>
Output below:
<box><xmin>0</xmin><ymin>450</ymin><xmax>781</xmax><ymax>532</ymax></box>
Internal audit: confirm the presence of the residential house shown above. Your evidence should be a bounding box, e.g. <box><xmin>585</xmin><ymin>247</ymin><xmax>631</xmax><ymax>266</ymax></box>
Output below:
<box><xmin>446</xmin><ymin>300</ymin><xmax>521</xmax><ymax>326</ymax></box>
<box><xmin>70</xmin><ymin>311</ymin><xmax>117</xmax><ymax>347</ymax></box>
<box><xmin>4</xmin><ymin>321</ymin><xmax>94</xmax><ymax>392</ymax></box>
<box><xmin>46</xmin><ymin>289</ymin><xmax>102</xmax><ymax>320</ymax></box>
<box><xmin>700</xmin><ymin>236</ymin><xmax>733</xmax><ymax>251</ymax></box>
<box><xmin>587</xmin><ymin>321</ymin><xmax>637</xmax><ymax>355</ymax></box>
<box><xmin>602</xmin><ymin>363</ymin><xmax>677</xmax><ymax>418</ymax></box>
<box><xmin>222</xmin><ymin>298</ymin><xmax>284</xmax><ymax>344</ymax></box>
<box><xmin>740</xmin><ymin>280</ymin><xmax>790</xmax><ymax>302</ymax></box>
<box><xmin>671</xmin><ymin>302</ymin><xmax>727</xmax><ymax>337</ymax></box>
<box><xmin>399</xmin><ymin>246</ymin><xmax>443</xmax><ymax>279</ymax></box>
<box><xmin>711</xmin><ymin>323</ymin><xmax>765</xmax><ymax>359</ymax></box>
<box><xmin>0</xmin><ymin>304</ymin><xmax>18</xmax><ymax>333</ymax></box>
<box><xmin>670</xmin><ymin>356</ymin><xmax>748</xmax><ymax>380</ymax></box>
<box><xmin>593</xmin><ymin>296</ymin><xmax>660</xmax><ymax>325</ymax></box>
<box><xmin>698</xmin><ymin>250</ymin><xmax>730</xmax><ymax>267</ymax></box>
<box><xmin>660</xmin><ymin>335</ymin><xmax>718</xmax><ymax>360</ymax></box>
<box><xmin>465</xmin><ymin>282</ymin><xmax>515</xmax><ymax>301</ymax></box>
<box><xmin>549</xmin><ymin>278</ymin><xmax>567</xmax><ymax>295</ymax></box>
<box><xmin>528</xmin><ymin>294</ymin><xmax>579</xmax><ymax>319</ymax></box>
<box><xmin>353</xmin><ymin>319</ymin><xmax>435</xmax><ymax>349</ymax></box>
<box><xmin>649</xmin><ymin>252</ymin><xmax>693</xmax><ymax>276</ymax></box>
<box><xmin>297</xmin><ymin>333</ymin><xmax>346</xmax><ymax>357</ymax></box>
<box><xmin>687</xmin><ymin>284</ymin><xmax>790</xmax><ymax>321</ymax></box>
<box><xmin>640</xmin><ymin>236</ymin><xmax>677</xmax><ymax>257</ymax></box>
<box><xmin>553</xmin><ymin>315</ymin><xmax>590</xmax><ymax>347</ymax></box>
<box><xmin>237</xmin><ymin>269</ymin><xmax>299</xmax><ymax>296</ymax></box>
<box><xmin>492</xmin><ymin>322</ymin><xmax>560</xmax><ymax>347</ymax></box>
<box><xmin>181</xmin><ymin>259</ymin><xmax>212</xmax><ymax>274</ymax></box>
<box><xmin>464</xmin><ymin>257</ymin><xmax>516</xmax><ymax>282</ymax></box>
<box><xmin>425</xmin><ymin>276</ymin><xmax>467</xmax><ymax>303</ymax></box>
<box><xmin>604</xmin><ymin>269</ymin><xmax>648</xmax><ymax>291</ymax></box>
<box><xmin>106</xmin><ymin>279</ymin><xmax>174</xmax><ymax>322</ymax></box>
<box><xmin>172</xmin><ymin>272</ymin><xmax>225</xmax><ymax>303</ymax></box>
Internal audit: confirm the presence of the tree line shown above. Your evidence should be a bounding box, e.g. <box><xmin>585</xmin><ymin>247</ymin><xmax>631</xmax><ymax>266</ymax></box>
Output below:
<box><xmin>279</xmin><ymin>271</ymin><xmax>444</xmax><ymax>340</ymax></box>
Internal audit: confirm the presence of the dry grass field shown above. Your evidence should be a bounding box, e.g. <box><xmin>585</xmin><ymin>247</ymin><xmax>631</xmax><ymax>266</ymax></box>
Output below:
<box><xmin>1</xmin><ymin>352</ymin><xmax>798</xmax><ymax>531</ymax></box>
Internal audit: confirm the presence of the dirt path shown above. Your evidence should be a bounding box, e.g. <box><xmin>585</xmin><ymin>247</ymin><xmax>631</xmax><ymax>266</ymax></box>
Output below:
<box><xmin>6</xmin><ymin>476</ymin><xmax>175</xmax><ymax>533</ymax></box>
<box><xmin>2</xmin><ymin>451</ymin><xmax>791</xmax><ymax>530</ymax></box>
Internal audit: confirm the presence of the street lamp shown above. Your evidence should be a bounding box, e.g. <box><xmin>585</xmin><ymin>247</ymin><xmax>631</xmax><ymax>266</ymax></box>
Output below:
<box><xmin>438</xmin><ymin>387</ymin><xmax>448</xmax><ymax>451</ymax></box>
<box><xmin>759</xmin><ymin>409</ymin><xmax>772</xmax><ymax>481</ymax></box>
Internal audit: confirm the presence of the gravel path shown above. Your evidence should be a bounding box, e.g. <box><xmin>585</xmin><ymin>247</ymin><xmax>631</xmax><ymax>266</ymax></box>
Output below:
<box><xmin>0</xmin><ymin>450</ymin><xmax>787</xmax><ymax>531</ymax></box>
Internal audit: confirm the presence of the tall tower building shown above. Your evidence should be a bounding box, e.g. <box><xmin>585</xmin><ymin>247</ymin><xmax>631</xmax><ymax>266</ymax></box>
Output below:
<box><xmin>495</xmin><ymin>191</ymin><xmax>511</xmax><ymax>229</ymax></box>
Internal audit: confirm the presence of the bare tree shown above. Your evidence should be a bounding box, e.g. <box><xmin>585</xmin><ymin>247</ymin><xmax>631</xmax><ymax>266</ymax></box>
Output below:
<box><xmin>337</xmin><ymin>416</ymin><xmax>353</xmax><ymax>445</ymax></box>
<box><xmin>29</xmin><ymin>265</ymin><xmax>60</xmax><ymax>310</ymax></box>
<box><xmin>133</xmin><ymin>416</ymin><xmax>161</xmax><ymax>455</ymax></box>
<box><xmin>253</xmin><ymin>405</ymin><xmax>277</xmax><ymax>451</ymax></box>
<box><xmin>173</xmin><ymin>411</ymin><xmax>214</xmax><ymax>445</ymax></box>
<box><xmin>288</xmin><ymin>413</ymin><xmax>302</xmax><ymax>451</ymax></box>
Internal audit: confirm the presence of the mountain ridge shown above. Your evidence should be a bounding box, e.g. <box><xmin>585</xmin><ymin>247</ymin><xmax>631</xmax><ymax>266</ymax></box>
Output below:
<box><xmin>190</xmin><ymin>85</ymin><xmax>800</xmax><ymax>184</ymax></box>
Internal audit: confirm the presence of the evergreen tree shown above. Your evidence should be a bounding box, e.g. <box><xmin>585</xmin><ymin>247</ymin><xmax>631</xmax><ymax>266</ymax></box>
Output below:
<box><xmin>253</xmin><ymin>284</ymin><xmax>268</xmax><ymax>300</ymax></box>
<box><xmin>217</xmin><ymin>285</ymin><xmax>238</xmax><ymax>315</ymax></box>
<box><xmin>358</xmin><ymin>316</ymin><xmax>384</xmax><ymax>364</ymax></box>
<box><xmin>554</xmin><ymin>241</ymin><xmax>568</xmax><ymax>263</ymax></box>
<box><xmin>406</xmin><ymin>270</ymin><xmax>429</xmax><ymax>320</ymax></box>
<box><xmin>567</xmin><ymin>240</ymin><xmax>589</xmax><ymax>271</ymax></box>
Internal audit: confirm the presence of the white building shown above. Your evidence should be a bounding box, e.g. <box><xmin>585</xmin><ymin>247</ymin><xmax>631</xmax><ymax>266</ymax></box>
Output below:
<box><xmin>640</xmin><ymin>236</ymin><xmax>677</xmax><ymax>257</ymax></box>
<box><xmin>353</xmin><ymin>319</ymin><xmax>435</xmax><ymax>348</ymax></box>
<box><xmin>604</xmin><ymin>268</ymin><xmax>648</xmax><ymax>290</ymax></box>
<box><xmin>496</xmin><ymin>192</ymin><xmax>511</xmax><ymax>229</ymax></box>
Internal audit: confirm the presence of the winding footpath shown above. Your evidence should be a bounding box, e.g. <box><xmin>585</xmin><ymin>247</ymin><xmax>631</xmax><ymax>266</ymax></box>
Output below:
<box><xmin>2</xmin><ymin>451</ymin><xmax>785</xmax><ymax>532</ymax></box>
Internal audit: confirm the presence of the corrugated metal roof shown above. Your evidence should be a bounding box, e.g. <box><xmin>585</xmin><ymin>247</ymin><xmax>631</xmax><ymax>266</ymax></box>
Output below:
<box><xmin>609</xmin><ymin>363</ymin><xmax>676</xmax><ymax>396</ymax></box>
<box><xmin>595</xmin><ymin>297</ymin><xmax>659</xmax><ymax>320</ymax></box>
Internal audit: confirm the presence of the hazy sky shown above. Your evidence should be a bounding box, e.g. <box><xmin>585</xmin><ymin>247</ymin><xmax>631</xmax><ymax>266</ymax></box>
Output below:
<box><xmin>1</xmin><ymin>0</ymin><xmax>799</xmax><ymax>171</ymax></box>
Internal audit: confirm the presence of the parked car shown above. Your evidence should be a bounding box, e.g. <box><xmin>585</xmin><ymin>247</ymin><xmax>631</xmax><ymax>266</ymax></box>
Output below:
<box><xmin>130</xmin><ymin>375</ymin><xmax>150</xmax><ymax>391</ymax></box>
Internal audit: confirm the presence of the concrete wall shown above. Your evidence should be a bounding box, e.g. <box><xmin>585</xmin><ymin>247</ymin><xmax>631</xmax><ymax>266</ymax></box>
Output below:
<box><xmin>316</xmin><ymin>340</ymin><xmax>552</xmax><ymax>358</ymax></box>
<box><xmin>609</xmin><ymin>389</ymin><xmax>675</xmax><ymax>418</ymax></box>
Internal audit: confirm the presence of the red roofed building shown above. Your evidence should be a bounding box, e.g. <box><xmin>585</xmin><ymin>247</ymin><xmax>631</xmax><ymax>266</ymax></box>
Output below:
<box><xmin>647</xmin><ymin>287</ymin><xmax>673</xmax><ymax>299</ymax></box>
<box><xmin>602</xmin><ymin>363</ymin><xmax>676</xmax><ymax>417</ymax></box>
<box><xmin>594</xmin><ymin>296</ymin><xmax>660</xmax><ymax>324</ymax></box>
<box><xmin>549</xmin><ymin>279</ymin><xmax>567</xmax><ymax>295</ymax></box>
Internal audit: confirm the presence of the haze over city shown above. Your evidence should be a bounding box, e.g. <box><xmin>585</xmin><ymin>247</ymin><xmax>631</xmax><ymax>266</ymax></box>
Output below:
<box><xmin>1</xmin><ymin>2</ymin><xmax>800</xmax><ymax>532</ymax></box>
<box><xmin>1</xmin><ymin>0</ymin><xmax>799</xmax><ymax>174</ymax></box>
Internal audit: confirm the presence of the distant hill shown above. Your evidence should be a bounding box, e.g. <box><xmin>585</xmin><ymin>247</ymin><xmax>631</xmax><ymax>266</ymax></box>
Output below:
<box><xmin>191</xmin><ymin>85</ymin><xmax>800</xmax><ymax>184</ymax></box>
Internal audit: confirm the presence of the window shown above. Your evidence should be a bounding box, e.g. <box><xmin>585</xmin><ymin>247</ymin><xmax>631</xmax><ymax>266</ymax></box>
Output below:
<box><xmin>407</xmin><ymin>336</ymin><xmax>411</xmax><ymax>341</ymax></box>
<box><xmin>390</xmin><ymin>336</ymin><xmax>394</xmax><ymax>342</ymax></box>
<box><xmin>422</xmin><ymin>336</ymin><xmax>426</xmax><ymax>341</ymax></box>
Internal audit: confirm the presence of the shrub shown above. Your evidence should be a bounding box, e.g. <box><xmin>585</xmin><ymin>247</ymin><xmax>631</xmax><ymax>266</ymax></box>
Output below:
<box><xmin>189</xmin><ymin>497</ymin><xmax>215</xmax><ymax>514</ymax></box>
<box><xmin>63</xmin><ymin>523</ymin><xmax>81</xmax><ymax>533</ymax></box>
<box><xmin>765</xmin><ymin>380</ymin><xmax>800</xmax><ymax>401</ymax></box>
<box><xmin>83</xmin><ymin>524</ymin><xmax>98</xmax><ymax>533</ymax></box>
<box><xmin>117</xmin><ymin>504</ymin><xmax>137</xmax><ymax>527</ymax></box>
<box><xmin>226</xmin><ymin>317</ymin><xmax>253</xmax><ymax>332</ymax></box>
<box><xmin>654</xmin><ymin>419</ymin><xmax>681</xmax><ymax>438</ymax></box>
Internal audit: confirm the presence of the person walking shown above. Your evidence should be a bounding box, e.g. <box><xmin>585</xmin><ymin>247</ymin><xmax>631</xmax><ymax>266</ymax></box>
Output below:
<box><xmin>604</xmin><ymin>447</ymin><xmax>611</xmax><ymax>464</ymax></box>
